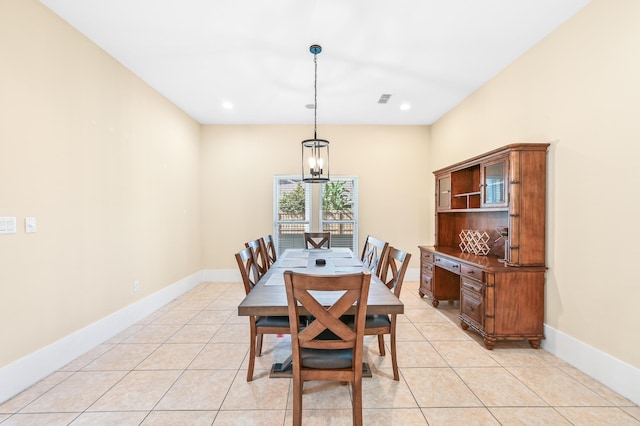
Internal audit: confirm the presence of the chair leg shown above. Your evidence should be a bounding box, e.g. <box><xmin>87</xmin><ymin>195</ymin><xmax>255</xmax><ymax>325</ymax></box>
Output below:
<box><xmin>247</xmin><ymin>325</ymin><xmax>257</xmax><ymax>382</ymax></box>
<box><xmin>377</xmin><ymin>334</ymin><xmax>386</xmax><ymax>356</ymax></box>
<box><xmin>352</xmin><ymin>378</ymin><xmax>363</xmax><ymax>426</ymax></box>
<box><xmin>293</xmin><ymin>377</ymin><xmax>303</xmax><ymax>426</ymax></box>
<box><xmin>256</xmin><ymin>333</ymin><xmax>264</xmax><ymax>356</ymax></box>
<box><xmin>391</xmin><ymin>328</ymin><xmax>399</xmax><ymax>381</ymax></box>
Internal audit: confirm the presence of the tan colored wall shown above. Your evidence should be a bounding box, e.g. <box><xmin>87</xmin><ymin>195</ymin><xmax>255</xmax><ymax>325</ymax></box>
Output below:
<box><xmin>0</xmin><ymin>0</ymin><xmax>202</xmax><ymax>367</ymax></box>
<box><xmin>430</xmin><ymin>0</ymin><xmax>640</xmax><ymax>368</ymax></box>
<box><xmin>200</xmin><ymin>125</ymin><xmax>431</xmax><ymax>270</ymax></box>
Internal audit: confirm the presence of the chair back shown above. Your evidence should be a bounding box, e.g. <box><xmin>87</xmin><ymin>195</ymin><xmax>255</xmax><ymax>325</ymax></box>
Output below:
<box><xmin>360</xmin><ymin>235</ymin><xmax>389</xmax><ymax>277</ymax></box>
<box><xmin>284</xmin><ymin>270</ymin><xmax>370</xmax><ymax>355</ymax></box>
<box><xmin>263</xmin><ymin>234</ymin><xmax>277</xmax><ymax>267</ymax></box>
<box><xmin>379</xmin><ymin>247</ymin><xmax>412</xmax><ymax>298</ymax></box>
<box><xmin>246</xmin><ymin>238</ymin><xmax>269</xmax><ymax>278</ymax></box>
<box><xmin>235</xmin><ymin>247</ymin><xmax>260</xmax><ymax>295</ymax></box>
<box><xmin>303</xmin><ymin>232</ymin><xmax>331</xmax><ymax>249</ymax></box>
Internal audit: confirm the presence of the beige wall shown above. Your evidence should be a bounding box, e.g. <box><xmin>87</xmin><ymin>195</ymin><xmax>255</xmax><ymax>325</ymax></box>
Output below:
<box><xmin>0</xmin><ymin>0</ymin><xmax>202</xmax><ymax>367</ymax></box>
<box><xmin>200</xmin><ymin>125</ymin><xmax>431</xmax><ymax>271</ymax></box>
<box><xmin>430</xmin><ymin>0</ymin><xmax>640</xmax><ymax>368</ymax></box>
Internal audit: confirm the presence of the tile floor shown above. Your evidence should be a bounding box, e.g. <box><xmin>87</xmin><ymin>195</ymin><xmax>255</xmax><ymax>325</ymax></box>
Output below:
<box><xmin>1</xmin><ymin>281</ymin><xmax>638</xmax><ymax>425</ymax></box>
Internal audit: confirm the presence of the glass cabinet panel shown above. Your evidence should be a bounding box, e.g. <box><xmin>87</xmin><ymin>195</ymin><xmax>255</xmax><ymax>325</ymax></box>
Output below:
<box><xmin>437</xmin><ymin>175</ymin><xmax>451</xmax><ymax>210</ymax></box>
<box><xmin>482</xmin><ymin>158</ymin><xmax>507</xmax><ymax>206</ymax></box>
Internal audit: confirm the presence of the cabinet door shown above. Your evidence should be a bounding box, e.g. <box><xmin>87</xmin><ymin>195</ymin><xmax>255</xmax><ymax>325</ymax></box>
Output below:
<box><xmin>460</xmin><ymin>278</ymin><xmax>484</xmax><ymax>328</ymax></box>
<box><xmin>436</xmin><ymin>174</ymin><xmax>451</xmax><ymax>210</ymax></box>
<box><xmin>481</xmin><ymin>157</ymin><xmax>507</xmax><ymax>207</ymax></box>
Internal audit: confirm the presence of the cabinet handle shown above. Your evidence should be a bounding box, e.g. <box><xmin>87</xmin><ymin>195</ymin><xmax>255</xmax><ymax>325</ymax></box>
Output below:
<box><xmin>452</xmin><ymin>264</ymin><xmax>459</xmax><ymax>269</ymax></box>
<box><xmin>466</xmin><ymin>306</ymin><xmax>474</xmax><ymax>312</ymax></box>
<box><xmin>467</xmin><ymin>270</ymin><xmax>474</xmax><ymax>274</ymax></box>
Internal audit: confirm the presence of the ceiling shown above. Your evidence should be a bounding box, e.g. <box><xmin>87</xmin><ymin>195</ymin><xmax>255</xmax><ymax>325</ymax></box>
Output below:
<box><xmin>40</xmin><ymin>0</ymin><xmax>590</xmax><ymax>125</ymax></box>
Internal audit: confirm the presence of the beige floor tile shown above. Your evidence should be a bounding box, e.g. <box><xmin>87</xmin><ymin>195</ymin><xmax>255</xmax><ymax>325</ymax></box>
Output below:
<box><xmin>414</xmin><ymin>321</ymin><xmax>472</xmax><ymax>341</ymax></box>
<box><xmin>142</xmin><ymin>410</ymin><xmax>218</xmax><ymax>425</ymax></box>
<box><xmin>60</xmin><ymin>344</ymin><xmax>115</xmax><ymax>371</ymax></box>
<box><xmin>0</xmin><ymin>372</ymin><xmax>73</xmax><ymax>413</ymax></box>
<box><xmin>214</xmin><ymin>409</ymin><xmax>285</xmax><ymax>425</ymax></box>
<box><xmin>363</xmin><ymin>408</ymin><xmax>428</xmax><ymax>425</ymax></box>
<box><xmin>123</xmin><ymin>324</ymin><xmax>182</xmax><ymax>343</ymax></box>
<box><xmin>221</xmin><ymin>371</ymin><xmax>291</xmax><ymax>410</ymax></box>
<box><xmin>285</xmin><ymin>408</ymin><xmax>353</xmax><ymax>425</ymax></box>
<box><xmin>69</xmin><ymin>410</ymin><xmax>149</xmax><ymax>425</ymax></box>
<box><xmin>172</xmin><ymin>298</ymin><xmax>215</xmax><ymax>311</ymax></box>
<box><xmin>558</xmin><ymin>365</ymin><xmax>638</xmax><ymax>406</ymax></box>
<box><xmin>166</xmin><ymin>323</ymin><xmax>222</xmax><ymax>343</ymax></box>
<box><xmin>136</xmin><ymin>343</ymin><xmax>205</xmax><ymax>370</ymax></box>
<box><xmin>508</xmin><ymin>366</ymin><xmax>614</xmax><ymax>406</ymax></box>
<box><xmin>104</xmin><ymin>324</ymin><xmax>145</xmax><ymax>344</ymax></box>
<box><xmin>152</xmin><ymin>309</ymin><xmax>200</xmax><ymax>325</ymax></box>
<box><xmin>189</xmin><ymin>343</ymin><xmax>248</xmax><ymax>369</ymax></box>
<box><xmin>403</xmin><ymin>307</ymin><xmax>450</xmax><ymax>323</ymax></box>
<box><xmin>2</xmin><ymin>412</ymin><xmax>80</xmax><ymax>425</ymax></box>
<box><xmin>486</xmin><ymin>347</ymin><xmax>554</xmax><ymax>367</ymax></box>
<box><xmin>22</xmin><ymin>371</ymin><xmax>127</xmax><ymax>413</ymax></box>
<box><xmin>82</xmin><ymin>343</ymin><xmax>159</xmax><ymax>370</ymax></box>
<box><xmin>421</xmin><ymin>407</ymin><xmax>500</xmax><ymax>425</ymax></box>
<box><xmin>395</xmin><ymin>341</ymin><xmax>448</xmax><ymax>368</ymax></box>
<box><xmin>89</xmin><ymin>370</ymin><xmax>181</xmax><ymax>411</ymax></box>
<box><xmin>210</xmin><ymin>323</ymin><xmax>252</xmax><ymax>343</ymax></box>
<box><xmin>287</xmin><ymin>380</ymin><xmax>353</xmax><ymax>410</ymax></box>
<box><xmin>623</xmin><ymin>406</ymin><xmax>640</xmax><ymax>421</ymax></box>
<box><xmin>431</xmin><ymin>340</ymin><xmax>500</xmax><ymax>367</ymax></box>
<box><xmin>490</xmin><ymin>407</ymin><xmax>573</xmax><ymax>425</ymax></box>
<box><xmin>454</xmin><ymin>367</ymin><xmax>547</xmax><ymax>406</ymax></box>
<box><xmin>0</xmin><ymin>414</ymin><xmax>8</xmax><ymax>422</ymax></box>
<box><xmin>208</xmin><ymin>297</ymin><xmax>246</xmax><ymax>311</ymax></box>
<box><xmin>402</xmin><ymin>367</ymin><xmax>482</xmax><ymax>407</ymax></box>
<box><xmin>394</xmin><ymin>321</ymin><xmax>429</xmax><ymax>341</ymax></box>
<box><xmin>361</xmin><ymin>373</ymin><xmax>418</xmax><ymax>408</ymax></box>
<box><xmin>155</xmin><ymin>370</ymin><xmax>237</xmax><ymax>411</ymax></box>
<box><xmin>189</xmin><ymin>309</ymin><xmax>234</xmax><ymax>324</ymax></box>
<box><xmin>555</xmin><ymin>406</ymin><xmax>640</xmax><ymax>425</ymax></box>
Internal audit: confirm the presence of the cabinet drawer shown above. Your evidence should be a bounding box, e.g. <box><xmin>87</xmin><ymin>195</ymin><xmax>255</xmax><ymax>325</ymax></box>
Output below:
<box><xmin>421</xmin><ymin>251</ymin><xmax>434</xmax><ymax>264</ymax></box>
<box><xmin>461</xmin><ymin>287</ymin><xmax>484</xmax><ymax>327</ymax></box>
<box><xmin>461</xmin><ymin>264</ymin><xmax>483</xmax><ymax>282</ymax></box>
<box><xmin>433</xmin><ymin>255</ymin><xmax>460</xmax><ymax>274</ymax></box>
<box><xmin>461</xmin><ymin>277</ymin><xmax>483</xmax><ymax>294</ymax></box>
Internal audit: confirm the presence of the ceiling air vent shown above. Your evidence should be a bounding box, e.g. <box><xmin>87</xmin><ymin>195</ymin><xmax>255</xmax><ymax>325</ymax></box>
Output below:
<box><xmin>377</xmin><ymin>94</ymin><xmax>392</xmax><ymax>104</ymax></box>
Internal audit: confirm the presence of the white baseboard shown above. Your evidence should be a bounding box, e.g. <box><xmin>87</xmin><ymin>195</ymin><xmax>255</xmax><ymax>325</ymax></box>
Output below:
<box><xmin>0</xmin><ymin>270</ymin><xmax>203</xmax><ymax>404</ymax></box>
<box><xmin>542</xmin><ymin>324</ymin><xmax>640</xmax><ymax>405</ymax></box>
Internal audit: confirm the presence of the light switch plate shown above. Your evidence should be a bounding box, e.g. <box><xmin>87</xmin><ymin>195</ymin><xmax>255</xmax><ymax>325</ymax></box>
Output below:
<box><xmin>25</xmin><ymin>217</ymin><xmax>37</xmax><ymax>233</ymax></box>
<box><xmin>0</xmin><ymin>217</ymin><xmax>17</xmax><ymax>235</ymax></box>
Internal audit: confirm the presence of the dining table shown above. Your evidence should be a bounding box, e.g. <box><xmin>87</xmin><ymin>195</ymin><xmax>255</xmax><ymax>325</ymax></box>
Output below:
<box><xmin>237</xmin><ymin>247</ymin><xmax>404</xmax><ymax>377</ymax></box>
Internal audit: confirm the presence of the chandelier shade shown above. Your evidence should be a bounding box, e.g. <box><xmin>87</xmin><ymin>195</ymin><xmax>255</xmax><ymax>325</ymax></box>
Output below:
<box><xmin>301</xmin><ymin>44</ymin><xmax>330</xmax><ymax>183</ymax></box>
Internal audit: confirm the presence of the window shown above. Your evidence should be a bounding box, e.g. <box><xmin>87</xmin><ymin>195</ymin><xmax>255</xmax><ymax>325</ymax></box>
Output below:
<box><xmin>274</xmin><ymin>176</ymin><xmax>358</xmax><ymax>255</ymax></box>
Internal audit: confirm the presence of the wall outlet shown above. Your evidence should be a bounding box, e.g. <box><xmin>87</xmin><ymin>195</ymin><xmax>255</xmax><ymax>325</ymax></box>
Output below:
<box><xmin>133</xmin><ymin>280</ymin><xmax>140</xmax><ymax>292</ymax></box>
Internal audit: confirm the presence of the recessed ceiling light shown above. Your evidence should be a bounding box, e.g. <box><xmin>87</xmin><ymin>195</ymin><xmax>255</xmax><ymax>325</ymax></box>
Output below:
<box><xmin>222</xmin><ymin>101</ymin><xmax>233</xmax><ymax>109</ymax></box>
<box><xmin>400</xmin><ymin>103</ymin><xmax>411</xmax><ymax>111</ymax></box>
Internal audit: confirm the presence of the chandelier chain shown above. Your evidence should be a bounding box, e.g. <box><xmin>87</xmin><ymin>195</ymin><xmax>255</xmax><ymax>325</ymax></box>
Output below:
<box><xmin>313</xmin><ymin>52</ymin><xmax>318</xmax><ymax>140</ymax></box>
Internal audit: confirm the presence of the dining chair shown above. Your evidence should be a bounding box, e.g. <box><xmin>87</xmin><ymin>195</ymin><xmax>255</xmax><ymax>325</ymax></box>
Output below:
<box><xmin>363</xmin><ymin>246</ymin><xmax>411</xmax><ymax>380</ymax></box>
<box><xmin>245</xmin><ymin>238</ymin><xmax>269</xmax><ymax>279</ymax></box>
<box><xmin>283</xmin><ymin>270</ymin><xmax>371</xmax><ymax>426</ymax></box>
<box><xmin>263</xmin><ymin>234</ymin><xmax>277</xmax><ymax>267</ymax></box>
<box><xmin>303</xmin><ymin>231</ymin><xmax>331</xmax><ymax>249</ymax></box>
<box><xmin>235</xmin><ymin>247</ymin><xmax>290</xmax><ymax>381</ymax></box>
<box><xmin>360</xmin><ymin>235</ymin><xmax>389</xmax><ymax>278</ymax></box>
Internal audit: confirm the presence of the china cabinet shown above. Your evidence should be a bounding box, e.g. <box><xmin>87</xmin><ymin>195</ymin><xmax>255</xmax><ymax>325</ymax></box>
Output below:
<box><xmin>419</xmin><ymin>143</ymin><xmax>549</xmax><ymax>349</ymax></box>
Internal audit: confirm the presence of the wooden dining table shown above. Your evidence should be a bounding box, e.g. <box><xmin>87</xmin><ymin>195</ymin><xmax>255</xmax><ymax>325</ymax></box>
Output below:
<box><xmin>237</xmin><ymin>247</ymin><xmax>404</xmax><ymax>377</ymax></box>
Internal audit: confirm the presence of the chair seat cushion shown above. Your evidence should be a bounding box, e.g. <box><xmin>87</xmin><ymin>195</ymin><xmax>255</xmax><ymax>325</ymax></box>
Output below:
<box><xmin>301</xmin><ymin>348</ymin><xmax>353</xmax><ymax>369</ymax></box>
<box><xmin>342</xmin><ymin>314</ymin><xmax>391</xmax><ymax>328</ymax></box>
<box><xmin>255</xmin><ymin>316</ymin><xmax>290</xmax><ymax>327</ymax></box>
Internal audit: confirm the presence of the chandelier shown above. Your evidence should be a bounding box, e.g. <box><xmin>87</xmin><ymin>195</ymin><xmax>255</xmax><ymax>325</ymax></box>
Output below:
<box><xmin>301</xmin><ymin>44</ymin><xmax>330</xmax><ymax>183</ymax></box>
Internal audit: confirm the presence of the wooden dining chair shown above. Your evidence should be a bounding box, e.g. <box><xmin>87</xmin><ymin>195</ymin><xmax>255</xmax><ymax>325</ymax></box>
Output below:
<box><xmin>363</xmin><ymin>246</ymin><xmax>411</xmax><ymax>380</ymax></box>
<box><xmin>245</xmin><ymin>238</ymin><xmax>269</xmax><ymax>279</ymax></box>
<box><xmin>360</xmin><ymin>235</ymin><xmax>389</xmax><ymax>278</ymax></box>
<box><xmin>303</xmin><ymin>232</ymin><xmax>331</xmax><ymax>249</ymax></box>
<box><xmin>235</xmin><ymin>247</ymin><xmax>290</xmax><ymax>381</ymax></box>
<box><xmin>283</xmin><ymin>270</ymin><xmax>371</xmax><ymax>426</ymax></box>
<box><xmin>263</xmin><ymin>234</ymin><xmax>277</xmax><ymax>267</ymax></box>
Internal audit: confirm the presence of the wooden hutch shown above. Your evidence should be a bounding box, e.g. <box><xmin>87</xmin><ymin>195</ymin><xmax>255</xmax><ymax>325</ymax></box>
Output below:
<box><xmin>419</xmin><ymin>143</ymin><xmax>549</xmax><ymax>349</ymax></box>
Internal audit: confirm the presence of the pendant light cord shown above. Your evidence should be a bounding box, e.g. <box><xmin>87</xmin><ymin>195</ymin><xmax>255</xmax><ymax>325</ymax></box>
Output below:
<box><xmin>313</xmin><ymin>52</ymin><xmax>318</xmax><ymax>140</ymax></box>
